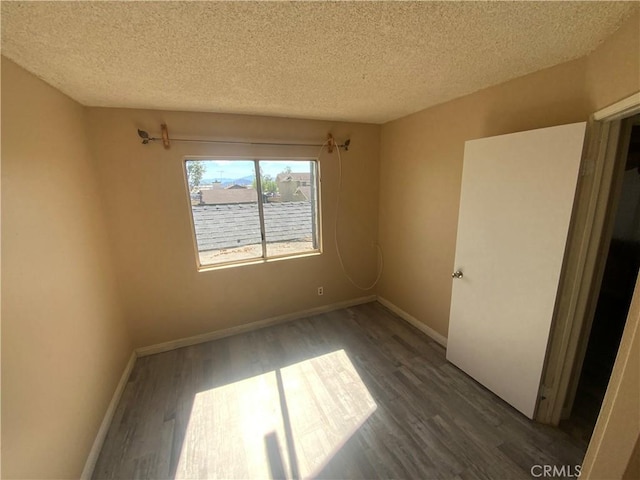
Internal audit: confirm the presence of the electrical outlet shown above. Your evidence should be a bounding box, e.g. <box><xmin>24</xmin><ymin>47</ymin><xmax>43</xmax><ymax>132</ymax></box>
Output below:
<box><xmin>317</xmin><ymin>286</ymin><xmax>324</xmax><ymax>296</ymax></box>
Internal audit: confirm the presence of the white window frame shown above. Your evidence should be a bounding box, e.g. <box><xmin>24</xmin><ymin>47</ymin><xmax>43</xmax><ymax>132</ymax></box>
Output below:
<box><xmin>183</xmin><ymin>156</ymin><xmax>322</xmax><ymax>271</ymax></box>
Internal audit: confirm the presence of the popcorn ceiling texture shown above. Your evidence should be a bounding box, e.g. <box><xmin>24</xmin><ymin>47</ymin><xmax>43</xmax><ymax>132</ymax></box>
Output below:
<box><xmin>1</xmin><ymin>1</ymin><xmax>637</xmax><ymax>124</ymax></box>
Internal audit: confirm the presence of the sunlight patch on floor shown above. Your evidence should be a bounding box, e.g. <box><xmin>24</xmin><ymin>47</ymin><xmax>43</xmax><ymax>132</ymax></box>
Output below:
<box><xmin>175</xmin><ymin>349</ymin><xmax>377</xmax><ymax>479</ymax></box>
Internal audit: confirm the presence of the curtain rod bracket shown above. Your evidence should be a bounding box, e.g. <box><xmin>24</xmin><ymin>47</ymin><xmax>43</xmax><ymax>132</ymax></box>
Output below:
<box><xmin>161</xmin><ymin>124</ymin><xmax>171</xmax><ymax>149</ymax></box>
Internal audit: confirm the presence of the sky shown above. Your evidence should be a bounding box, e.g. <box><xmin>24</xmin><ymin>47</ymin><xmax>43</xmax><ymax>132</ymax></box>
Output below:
<box><xmin>190</xmin><ymin>159</ymin><xmax>312</xmax><ymax>181</ymax></box>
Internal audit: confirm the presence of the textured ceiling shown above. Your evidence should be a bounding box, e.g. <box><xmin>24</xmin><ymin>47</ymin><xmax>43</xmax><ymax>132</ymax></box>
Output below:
<box><xmin>1</xmin><ymin>1</ymin><xmax>638</xmax><ymax>124</ymax></box>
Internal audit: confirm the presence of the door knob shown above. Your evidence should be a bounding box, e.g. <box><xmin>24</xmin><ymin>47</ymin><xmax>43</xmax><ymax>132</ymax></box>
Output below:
<box><xmin>452</xmin><ymin>270</ymin><xmax>463</xmax><ymax>279</ymax></box>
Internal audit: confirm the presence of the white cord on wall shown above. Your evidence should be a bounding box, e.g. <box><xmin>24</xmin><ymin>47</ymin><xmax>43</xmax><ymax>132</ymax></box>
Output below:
<box><xmin>316</xmin><ymin>141</ymin><xmax>384</xmax><ymax>291</ymax></box>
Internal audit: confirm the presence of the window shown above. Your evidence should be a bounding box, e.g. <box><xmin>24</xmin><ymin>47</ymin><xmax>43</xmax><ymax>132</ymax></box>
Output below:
<box><xmin>185</xmin><ymin>159</ymin><xmax>320</xmax><ymax>268</ymax></box>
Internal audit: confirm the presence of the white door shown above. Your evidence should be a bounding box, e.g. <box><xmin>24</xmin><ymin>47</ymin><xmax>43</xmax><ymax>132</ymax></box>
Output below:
<box><xmin>447</xmin><ymin>122</ymin><xmax>586</xmax><ymax>419</ymax></box>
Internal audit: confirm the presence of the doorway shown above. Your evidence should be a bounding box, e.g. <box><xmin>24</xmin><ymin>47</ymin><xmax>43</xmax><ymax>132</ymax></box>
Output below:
<box><xmin>560</xmin><ymin>116</ymin><xmax>640</xmax><ymax>446</ymax></box>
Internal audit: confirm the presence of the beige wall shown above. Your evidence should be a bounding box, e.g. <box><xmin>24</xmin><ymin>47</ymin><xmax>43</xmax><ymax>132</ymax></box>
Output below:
<box><xmin>585</xmin><ymin>11</ymin><xmax>640</xmax><ymax>113</ymax></box>
<box><xmin>1</xmin><ymin>58</ymin><xmax>133</xmax><ymax>478</ymax></box>
<box><xmin>379</xmin><ymin>57</ymin><xmax>589</xmax><ymax>338</ymax></box>
<box><xmin>378</xmin><ymin>12</ymin><xmax>640</xmax><ymax>339</ymax></box>
<box><xmin>85</xmin><ymin>108</ymin><xmax>380</xmax><ymax>348</ymax></box>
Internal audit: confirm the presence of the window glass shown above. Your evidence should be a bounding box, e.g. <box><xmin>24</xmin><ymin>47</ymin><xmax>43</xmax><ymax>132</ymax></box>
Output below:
<box><xmin>187</xmin><ymin>160</ymin><xmax>262</xmax><ymax>265</ymax></box>
<box><xmin>261</xmin><ymin>160</ymin><xmax>318</xmax><ymax>257</ymax></box>
<box><xmin>185</xmin><ymin>158</ymin><xmax>320</xmax><ymax>268</ymax></box>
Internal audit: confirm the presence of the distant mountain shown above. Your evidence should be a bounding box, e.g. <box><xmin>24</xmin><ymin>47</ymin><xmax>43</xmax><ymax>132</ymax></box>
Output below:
<box><xmin>201</xmin><ymin>175</ymin><xmax>254</xmax><ymax>187</ymax></box>
<box><xmin>235</xmin><ymin>175</ymin><xmax>254</xmax><ymax>185</ymax></box>
<box><xmin>201</xmin><ymin>177</ymin><xmax>233</xmax><ymax>184</ymax></box>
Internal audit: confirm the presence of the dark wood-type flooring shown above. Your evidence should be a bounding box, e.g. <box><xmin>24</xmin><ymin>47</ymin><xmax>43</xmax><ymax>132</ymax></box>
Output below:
<box><xmin>94</xmin><ymin>302</ymin><xmax>585</xmax><ymax>479</ymax></box>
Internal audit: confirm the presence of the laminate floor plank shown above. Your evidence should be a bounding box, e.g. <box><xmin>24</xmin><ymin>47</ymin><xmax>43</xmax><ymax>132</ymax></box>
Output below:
<box><xmin>93</xmin><ymin>302</ymin><xmax>585</xmax><ymax>479</ymax></box>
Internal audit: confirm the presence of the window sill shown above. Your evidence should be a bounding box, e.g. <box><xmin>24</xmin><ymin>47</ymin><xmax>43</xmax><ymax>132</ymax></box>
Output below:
<box><xmin>197</xmin><ymin>250</ymin><xmax>322</xmax><ymax>273</ymax></box>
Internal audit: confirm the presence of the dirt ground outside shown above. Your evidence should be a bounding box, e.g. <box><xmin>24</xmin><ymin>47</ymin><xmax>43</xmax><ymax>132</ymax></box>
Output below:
<box><xmin>198</xmin><ymin>241</ymin><xmax>315</xmax><ymax>265</ymax></box>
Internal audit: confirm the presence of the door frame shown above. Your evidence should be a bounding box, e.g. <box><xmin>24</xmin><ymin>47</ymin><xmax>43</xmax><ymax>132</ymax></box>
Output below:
<box><xmin>536</xmin><ymin>92</ymin><xmax>640</xmax><ymax>425</ymax></box>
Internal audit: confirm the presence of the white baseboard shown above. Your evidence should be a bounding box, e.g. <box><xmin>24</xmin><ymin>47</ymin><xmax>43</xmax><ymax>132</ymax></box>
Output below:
<box><xmin>136</xmin><ymin>295</ymin><xmax>378</xmax><ymax>357</ymax></box>
<box><xmin>377</xmin><ymin>296</ymin><xmax>448</xmax><ymax>347</ymax></box>
<box><xmin>81</xmin><ymin>351</ymin><xmax>136</xmax><ymax>479</ymax></box>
